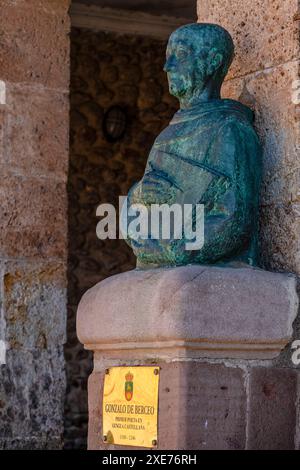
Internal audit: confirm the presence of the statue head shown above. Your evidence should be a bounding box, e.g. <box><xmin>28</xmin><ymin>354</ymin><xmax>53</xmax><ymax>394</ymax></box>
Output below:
<box><xmin>164</xmin><ymin>23</ymin><xmax>234</xmax><ymax>107</ymax></box>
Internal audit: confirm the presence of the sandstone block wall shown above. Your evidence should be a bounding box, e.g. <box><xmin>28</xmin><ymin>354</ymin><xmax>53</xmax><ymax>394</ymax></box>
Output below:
<box><xmin>67</xmin><ymin>28</ymin><xmax>177</xmax><ymax>448</ymax></box>
<box><xmin>197</xmin><ymin>0</ymin><xmax>300</xmax><ymax>448</ymax></box>
<box><xmin>197</xmin><ymin>0</ymin><xmax>300</xmax><ymax>274</ymax></box>
<box><xmin>0</xmin><ymin>0</ymin><xmax>70</xmax><ymax>449</ymax></box>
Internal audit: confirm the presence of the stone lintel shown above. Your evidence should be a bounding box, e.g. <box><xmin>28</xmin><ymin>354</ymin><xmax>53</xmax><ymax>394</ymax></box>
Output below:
<box><xmin>77</xmin><ymin>265</ymin><xmax>298</xmax><ymax>360</ymax></box>
<box><xmin>70</xmin><ymin>4</ymin><xmax>189</xmax><ymax>39</ymax></box>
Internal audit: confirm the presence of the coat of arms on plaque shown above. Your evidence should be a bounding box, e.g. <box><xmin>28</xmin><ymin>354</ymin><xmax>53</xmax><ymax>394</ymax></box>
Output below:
<box><xmin>125</xmin><ymin>371</ymin><xmax>133</xmax><ymax>401</ymax></box>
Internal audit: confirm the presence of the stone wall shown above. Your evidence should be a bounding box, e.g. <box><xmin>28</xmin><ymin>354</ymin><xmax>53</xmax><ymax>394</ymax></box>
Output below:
<box><xmin>197</xmin><ymin>0</ymin><xmax>300</xmax><ymax>274</ymax></box>
<box><xmin>0</xmin><ymin>1</ymin><xmax>70</xmax><ymax>449</ymax></box>
<box><xmin>67</xmin><ymin>28</ymin><xmax>177</xmax><ymax>448</ymax></box>
<box><xmin>197</xmin><ymin>0</ymin><xmax>300</xmax><ymax>448</ymax></box>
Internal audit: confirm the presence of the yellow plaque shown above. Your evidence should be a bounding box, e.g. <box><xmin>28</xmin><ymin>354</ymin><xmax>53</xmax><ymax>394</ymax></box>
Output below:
<box><xmin>102</xmin><ymin>366</ymin><xmax>159</xmax><ymax>448</ymax></box>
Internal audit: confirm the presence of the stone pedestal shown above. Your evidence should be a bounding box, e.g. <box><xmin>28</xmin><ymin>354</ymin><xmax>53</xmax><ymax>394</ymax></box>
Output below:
<box><xmin>77</xmin><ymin>265</ymin><xmax>299</xmax><ymax>450</ymax></box>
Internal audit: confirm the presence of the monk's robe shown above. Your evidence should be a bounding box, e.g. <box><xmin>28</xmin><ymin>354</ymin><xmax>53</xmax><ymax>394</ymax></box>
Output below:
<box><xmin>126</xmin><ymin>99</ymin><xmax>262</xmax><ymax>267</ymax></box>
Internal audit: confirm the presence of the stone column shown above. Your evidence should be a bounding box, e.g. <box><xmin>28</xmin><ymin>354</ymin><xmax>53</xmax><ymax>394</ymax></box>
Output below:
<box><xmin>77</xmin><ymin>266</ymin><xmax>299</xmax><ymax>450</ymax></box>
<box><xmin>0</xmin><ymin>1</ymin><xmax>70</xmax><ymax>449</ymax></box>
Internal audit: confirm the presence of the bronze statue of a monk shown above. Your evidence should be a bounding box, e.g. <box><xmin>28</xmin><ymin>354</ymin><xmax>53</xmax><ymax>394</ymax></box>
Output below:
<box><xmin>123</xmin><ymin>23</ymin><xmax>262</xmax><ymax>268</ymax></box>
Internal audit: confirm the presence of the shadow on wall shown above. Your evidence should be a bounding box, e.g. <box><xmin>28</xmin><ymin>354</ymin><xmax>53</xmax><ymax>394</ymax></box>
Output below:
<box><xmin>65</xmin><ymin>27</ymin><xmax>178</xmax><ymax>449</ymax></box>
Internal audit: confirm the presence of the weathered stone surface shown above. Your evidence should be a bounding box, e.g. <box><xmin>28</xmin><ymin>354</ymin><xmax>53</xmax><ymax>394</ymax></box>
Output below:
<box><xmin>197</xmin><ymin>0</ymin><xmax>299</xmax><ymax>79</ymax></box>
<box><xmin>0</xmin><ymin>175</ymin><xmax>67</xmax><ymax>259</ymax></box>
<box><xmin>0</xmin><ymin>0</ymin><xmax>69</xmax><ymax>451</ymax></box>
<box><xmin>88</xmin><ymin>360</ymin><xmax>300</xmax><ymax>450</ymax></box>
<box><xmin>0</xmin><ymin>348</ymin><xmax>65</xmax><ymax>446</ymax></box>
<box><xmin>0</xmin><ymin>437</ymin><xmax>63</xmax><ymax>450</ymax></box>
<box><xmin>159</xmin><ymin>362</ymin><xmax>246</xmax><ymax>450</ymax></box>
<box><xmin>199</xmin><ymin>0</ymin><xmax>300</xmax><ymax>277</ymax></box>
<box><xmin>260</xmin><ymin>204</ymin><xmax>300</xmax><ymax>273</ymax></box>
<box><xmin>247</xmin><ymin>367</ymin><xmax>299</xmax><ymax>449</ymax></box>
<box><xmin>77</xmin><ymin>265</ymin><xmax>298</xmax><ymax>359</ymax></box>
<box><xmin>222</xmin><ymin>61</ymin><xmax>300</xmax><ymax>206</ymax></box>
<box><xmin>221</xmin><ymin>60</ymin><xmax>300</xmax><ymax>272</ymax></box>
<box><xmin>87</xmin><ymin>363</ymin><xmax>246</xmax><ymax>450</ymax></box>
<box><xmin>0</xmin><ymin>109</ymin><xmax>4</xmax><ymax>163</ymax></box>
<box><xmin>0</xmin><ymin>0</ymin><xmax>70</xmax><ymax>89</ymax></box>
<box><xmin>3</xmin><ymin>260</ymin><xmax>66</xmax><ymax>349</ymax></box>
<box><xmin>5</xmin><ymin>84</ymin><xmax>69</xmax><ymax>179</ymax></box>
<box><xmin>87</xmin><ymin>372</ymin><xmax>104</xmax><ymax>451</ymax></box>
<box><xmin>138</xmin><ymin>79</ymin><xmax>163</xmax><ymax>109</ymax></box>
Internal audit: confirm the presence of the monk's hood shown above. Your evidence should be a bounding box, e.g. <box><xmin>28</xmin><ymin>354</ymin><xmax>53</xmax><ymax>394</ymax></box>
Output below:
<box><xmin>170</xmin><ymin>99</ymin><xmax>254</xmax><ymax>125</ymax></box>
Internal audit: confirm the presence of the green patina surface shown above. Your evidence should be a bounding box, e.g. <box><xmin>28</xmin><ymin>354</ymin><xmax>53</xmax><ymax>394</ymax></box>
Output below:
<box><xmin>125</xmin><ymin>23</ymin><xmax>262</xmax><ymax>268</ymax></box>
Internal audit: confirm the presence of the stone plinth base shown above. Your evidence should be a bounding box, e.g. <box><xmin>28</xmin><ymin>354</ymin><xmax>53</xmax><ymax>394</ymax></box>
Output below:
<box><xmin>77</xmin><ymin>265</ymin><xmax>299</xmax><ymax>450</ymax></box>
<box><xmin>78</xmin><ymin>265</ymin><xmax>298</xmax><ymax>359</ymax></box>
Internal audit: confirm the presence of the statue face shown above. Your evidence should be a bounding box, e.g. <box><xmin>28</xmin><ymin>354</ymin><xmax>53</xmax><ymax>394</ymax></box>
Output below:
<box><xmin>164</xmin><ymin>37</ymin><xmax>207</xmax><ymax>101</ymax></box>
